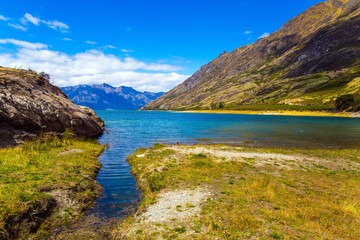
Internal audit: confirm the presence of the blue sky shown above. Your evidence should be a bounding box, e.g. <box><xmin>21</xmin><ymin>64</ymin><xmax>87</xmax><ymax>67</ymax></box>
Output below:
<box><xmin>0</xmin><ymin>0</ymin><xmax>322</xmax><ymax>92</ymax></box>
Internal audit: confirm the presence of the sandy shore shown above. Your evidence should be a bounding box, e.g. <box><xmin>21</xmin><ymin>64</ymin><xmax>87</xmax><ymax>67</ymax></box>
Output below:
<box><xmin>179</xmin><ymin>110</ymin><xmax>359</xmax><ymax>118</ymax></box>
<box><xmin>113</xmin><ymin>144</ymin><xmax>360</xmax><ymax>239</ymax></box>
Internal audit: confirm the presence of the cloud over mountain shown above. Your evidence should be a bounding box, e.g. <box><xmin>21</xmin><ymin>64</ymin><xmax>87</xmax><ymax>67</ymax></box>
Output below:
<box><xmin>0</xmin><ymin>39</ymin><xmax>189</xmax><ymax>92</ymax></box>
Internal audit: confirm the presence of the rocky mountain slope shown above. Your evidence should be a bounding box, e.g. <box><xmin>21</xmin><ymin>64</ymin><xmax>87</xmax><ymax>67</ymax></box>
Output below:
<box><xmin>62</xmin><ymin>84</ymin><xmax>163</xmax><ymax>110</ymax></box>
<box><xmin>0</xmin><ymin>67</ymin><xmax>104</xmax><ymax>148</ymax></box>
<box><xmin>142</xmin><ymin>0</ymin><xmax>360</xmax><ymax>111</ymax></box>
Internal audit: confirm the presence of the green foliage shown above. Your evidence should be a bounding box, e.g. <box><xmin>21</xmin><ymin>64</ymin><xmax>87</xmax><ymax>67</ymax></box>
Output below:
<box><xmin>218</xmin><ymin>102</ymin><xmax>225</xmax><ymax>109</ymax></box>
<box><xmin>148</xmin><ymin>173</ymin><xmax>165</xmax><ymax>192</ymax></box>
<box><xmin>210</xmin><ymin>102</ymin><xmax>225</xmax><ymax>110</ymax></box>
<box><xmin>119</xmin><ymin>144</ymin><xmax>360</xmax><ymax>239</ymax></box>
<box><xmin>269</xmin><ymin>231</ymin><xmax>282</xmax><ymax>239</ymax></box>
<box><xmin>226</xmin><ymin>104</ymin><xmax>334</xmax><ymax>111</ymax></box>
<box><xmin>335</xmin><ymin>94</ymin><xmax>355</xmax><ymax>110</ymax></box>
<box><xmin>173</xmin><ymin>227</ymin><xmax>186</xmax><ymax>234</ymax></box>
<box><xmin>39</xmin><ymin>72</ymin><xmax>50</xmax><ymax>80</ymax></box>
<box><xmin>193</xmin><ymin>160</ymin><xmax>214</xmax><ymax>168</ymax></box>
<box><xmin>192</xmin><ymin>153</ymin><xmax>207</xmax><ymax>158</ymax></box>
<box><xmin>0</xmin><ymin>137</ymin><xmax>104</xmax><ymax>238</ymax></box>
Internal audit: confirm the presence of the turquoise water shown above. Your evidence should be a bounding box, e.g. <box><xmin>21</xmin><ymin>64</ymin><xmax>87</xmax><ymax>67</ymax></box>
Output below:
<box><xmin>86</xmin><ymin>110</ymin><xmax>360</xmax><ymax>220</ymax></box>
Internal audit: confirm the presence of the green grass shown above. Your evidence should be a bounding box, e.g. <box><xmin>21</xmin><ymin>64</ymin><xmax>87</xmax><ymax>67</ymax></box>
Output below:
<box><xmin>144</xmin><ymin>64</ymin><xmax>360</xmax><ymax>112</ymax></box>
<box><xmin>224</xmin><ymin>103</ymin><xmax>335</xmax><ymax>111</ymax></box>
<box><xmin>115</xmin><ymin>144</ymin><xmax>360</xmax><ymax>239</ymax></box>
<box><xmin>0</xmin><ymin>134</ymin><xmax>104</xmax><ymax>239</ymax></box>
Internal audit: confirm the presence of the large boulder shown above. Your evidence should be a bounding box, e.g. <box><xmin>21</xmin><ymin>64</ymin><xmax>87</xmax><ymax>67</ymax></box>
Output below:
<box><xmin>0</xmin><ymin>67</ymin><xmax>104</xmax><ymax>147</ymax></box>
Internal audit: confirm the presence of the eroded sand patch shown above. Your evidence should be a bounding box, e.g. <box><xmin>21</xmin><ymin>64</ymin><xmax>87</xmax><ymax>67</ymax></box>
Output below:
<box><xmin>120</xmin><ymin>188</ymin><xmax>211</xmax><ymax>239</ymax></box>
<box><xmin>165</xmin><ymin>146</ymin><xmax>360</xmax><ymax>171</ymax></box>
<box><xmin>141</xmin><ymin>188</ymin><xmax>210</xmax><ymax>223</ymax></box>
<box><xmin>58</xmin><ymin>149</ymin><xmax>84</xmax><ymax>155</ymax></box>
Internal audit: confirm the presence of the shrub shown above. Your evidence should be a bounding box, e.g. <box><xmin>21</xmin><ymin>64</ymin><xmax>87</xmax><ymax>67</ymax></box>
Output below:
<box><xmin>335</xmin><ymin>94</ymin><xmax>354</xmax><ymax>110</ymax></box>
<box><xmin>148</xmin><ymin>173</ymin><xmax>165</xmax><ymax>192</ymax></box>
<box><xmin>192</xmin><ymin>153</ymin><xmax>207</xmax><ymax>158</ymax></box>
<box><xmin>39</xmin><ymin>72</ymin><xmax>51</xmax><ymax>80</ymax></box>
<box><xmin>219</xmin><ymin>102</ymin><xmax>225</xmax><ymax>109</ymax></box>
<box><xmin>269</xmin><ymin>231</ymin><xmax>281</xmax><ymax>239</ymax></box>
<box><xmin>173</xmin><ymin>227</ymin><xmax>186</xmax><ymax>234</ymax></box>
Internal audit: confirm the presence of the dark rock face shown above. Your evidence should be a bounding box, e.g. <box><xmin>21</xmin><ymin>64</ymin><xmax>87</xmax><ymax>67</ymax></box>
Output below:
<box><xmin>0</xmin><ymin>67</ymin><xmax>104</xmax><ymax>147</ymax></box>
<box><xmin>142</xmin><ymin>0</ymin><xmax>360</xmax><ymax>110</ymax></box>
<box><xmin>61</xmin><ymin>83</ymin><xmax>164</xmax><ymax>110</ymax></box>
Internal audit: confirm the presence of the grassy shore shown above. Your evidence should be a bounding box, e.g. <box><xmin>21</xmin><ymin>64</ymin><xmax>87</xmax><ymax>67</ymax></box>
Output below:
<box><xmin>181</xmin><ymin>110</ymin><xmax>358</xmax><ymax>118</ymax></box>
<box><xmin>114</xmin><ymin>144</ymin><xmax>360</xmax><ymax>239</ymax></box>
<box><xmin>0</xmin><ymin>135</ymin><xmax>105</xmax><ymax>239</ymax></box>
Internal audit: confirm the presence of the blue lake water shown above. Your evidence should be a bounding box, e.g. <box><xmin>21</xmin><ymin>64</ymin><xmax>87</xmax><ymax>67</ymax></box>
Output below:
<box><xmin>86</xmin><ymin>110</ymin><xmax>360</xmax><ymax>220</ymax></box>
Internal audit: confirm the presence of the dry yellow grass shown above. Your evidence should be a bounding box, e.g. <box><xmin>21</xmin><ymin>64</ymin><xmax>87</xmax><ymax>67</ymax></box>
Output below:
<box><xmin>0</xmin><ymin>136</ymin><xmax>105</xmax><ymax>239</ymax></box>
<box><xmin>114</xmin><ymin>144</ymin><xmax>360</xmax><ymax>239</ymax></box>
<box><xmin>181</xmin><ymin>110</ymin><xmax>354</xmax><ymax>118</ymax></box>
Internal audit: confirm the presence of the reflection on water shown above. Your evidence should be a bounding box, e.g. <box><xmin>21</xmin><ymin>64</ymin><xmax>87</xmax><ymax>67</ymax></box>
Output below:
<box><xmin>51</xmin><ymin>110</ymin><xmax>360</xmax><ymax>237</ymax></box>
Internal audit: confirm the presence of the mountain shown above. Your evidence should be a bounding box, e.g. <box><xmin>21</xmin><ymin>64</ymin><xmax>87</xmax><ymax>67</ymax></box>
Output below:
<box><xmin>0</xmin><ymin>67</ymin><xmax>104</xmax><ymax>148</ymax></box>
<box><xmin>142</xmin><ymin>0</ymin><xmax>360</xmax><ymax>112</ymax></box>
<box><xmin>61</xmin><ymin>84</ymin><xmax>164</xmax><ymax>110</ymax></box>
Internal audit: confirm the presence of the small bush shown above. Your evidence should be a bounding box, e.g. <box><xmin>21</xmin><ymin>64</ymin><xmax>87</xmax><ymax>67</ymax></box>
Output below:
<box><xmin>192</xmin><ymin>153</ymin><xmax>207</xmax><ymax>158</ymax></box>
<box><xmin>335</xmin><ymin>94</ymin><xmax>355</xmax><ymax>111</ymax></box>
<box><xmin>39</xmin><ymin>72</ymin><xmax>50</xmax><ymax>80</ymax></box>
<box><xmin>210</xmin><ymin>102</ymin><xmax>225</xmax><ymax>109</ymax></box>
<box><xmin>173</xmin><ymin>227</ymin><xmax>186</xmax><ymax>234</ymax></box>
<box><xmin>269</xmin><ymin>231</ymin><xmax>281</xmax><ymax>239</ymax></box>
<box><xmin>194</xmin><ymin>160</ymin><xmax>213</xmax><ymax>168</ymax></box>
<box><xmin>148</xmin><ymin>174</ymin><xmax>165</xmax><ymax>192</ymax></box>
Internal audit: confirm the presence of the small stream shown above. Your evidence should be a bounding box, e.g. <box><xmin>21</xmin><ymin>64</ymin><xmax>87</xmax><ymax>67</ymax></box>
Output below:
<box><xmin>50</xmin><ymin>110</ymin><xmax>360</xmax><ymax>238</ymax></box>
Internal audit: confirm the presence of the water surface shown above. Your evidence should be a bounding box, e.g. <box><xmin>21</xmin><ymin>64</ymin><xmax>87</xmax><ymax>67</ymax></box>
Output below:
<box><xmin>51</xmin><ymin>110</ymin><xmax>360</xmax><ymax>237</ymax></box>
<box><xmin>92</xmin><ymin>110</ymin><xmax>360</xmax><ymax>219</ymax></box>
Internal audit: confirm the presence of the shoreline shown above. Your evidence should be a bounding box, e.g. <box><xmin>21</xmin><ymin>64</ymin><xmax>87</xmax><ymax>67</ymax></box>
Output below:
<box><xmin>113</xmin><ymin>144</ymin><xmax>360</xmax><ymax>239</ymax></box>
<box><xmin>0</xmin><ymin>139</ymin><xmax>105</xmax><ymax>239</ymax></box>
<box><xmin>178</xmin><ymin>109</ymin><xmax>360</xmax><ymax>118</ymax></box>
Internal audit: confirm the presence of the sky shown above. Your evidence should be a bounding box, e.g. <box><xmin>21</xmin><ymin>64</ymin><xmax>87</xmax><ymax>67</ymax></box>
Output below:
<box><xmin>0</xmin><ymin>0</ymin><xmax>323</xmax><ymax>92</ymax></box>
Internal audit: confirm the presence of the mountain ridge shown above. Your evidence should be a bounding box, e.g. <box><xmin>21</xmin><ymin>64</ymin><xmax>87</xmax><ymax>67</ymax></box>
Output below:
<box><xmin>142</xmin><ymin>0</ymin><xmax>360</xmax><ymax>111</ymax></box>
<box><xmin>62</xmin><ymin>84</ymin><xmax>164</xmax><ymax>110</ymax></box>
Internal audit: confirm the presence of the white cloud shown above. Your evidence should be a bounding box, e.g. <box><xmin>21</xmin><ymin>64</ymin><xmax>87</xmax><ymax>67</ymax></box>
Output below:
<box><xmin>8</xmin><ymin>23</ymin><xmax>27</xmax><ymax>31</ymax></box>
<box><xmin>20</xmin><ymin>13</ymin><xmax>69</xmax><ymax>33</ymax></box>
<box><xmin>105</xmin><ymin>45</ymin><xmax>116</xmax><ymax>49</ymax></box>
<box><xmin>244</xmin><ymin>30</ymin><xmax>252</xmax><ymax>34</ymax></box>
<box><xmin>62</xmin><ymin>38</ymin><xmax>72</xmax><ymax>41</ymax></box>
<box><xmin>22</xmin><ymin>13</ymin><xmax>40</xmax><ymax>25</ymax></box>
<box><xmin>66</xmin><ymin>71</ymin><xmax>187</xmax><ymax>92</ymax></box>
<box><xmin>0</xmin><ymin>15</ymin><xmax>10</xmax><ymax>21</ymax></box>
<box><xmin>0</xmin><ymin>39</ymin><xmax>47</xmax><ymax>49</ymax></box>
<box><xmin>0</xmin><ymin>40</ymin><xmax>188</xmax><ymax>92</ymax></box>
<box><xmin>259</xmin><ymin>32</ymin><xmax>270</xmax><ymax>39</ymax></box>
<box><xmin>42</xmin><ymin>20</ymin><xmax>69</xmax><ymax>32</ymax></box>
<box><xmin>86</xmin><ymin>40</ymin><xmax>97</xmax><ymax>45</ymax></box>
<box><xmin>121</xmin><ymin>49</ymin><xmax>134</xmax><ymax>53</ymax></box>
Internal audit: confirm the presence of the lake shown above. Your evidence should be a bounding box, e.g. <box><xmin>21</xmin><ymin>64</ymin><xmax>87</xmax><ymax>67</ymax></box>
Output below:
<box><xmin>87</xmin><ymin>110</ymin><xmax>360</xmax><ymax>221</ymax></box>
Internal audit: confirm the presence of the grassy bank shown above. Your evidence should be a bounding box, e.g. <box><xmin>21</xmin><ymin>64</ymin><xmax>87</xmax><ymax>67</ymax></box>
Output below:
<box><xmin>114</xmin><ymin>144</ymin><xmax>360</xmax><ymax>239</ymax></box>
<box><xmin>181</xmin><ymin>109</ymin><xmax>357</xmax><ymax>118</ymax></box>
<box><xmin>0</xmin><ymin>135</ymin><xmax>105</xmax><ymax>239</ymax></box>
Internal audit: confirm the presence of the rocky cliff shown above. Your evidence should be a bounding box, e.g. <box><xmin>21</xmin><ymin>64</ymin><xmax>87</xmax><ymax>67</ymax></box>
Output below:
<box><xmin>61</xmin><ymin>84</ymin><xmax>163</xmax><ymax>110</ymax></box>
<box><xmin>0</xmin><ymin>67</ymin><xmax>104</xmax><ymax>148</ymax></box>
<box><xmin>142</xmin><ymin>0</ymin><xmax>360</xmax><ymax>111</ymax></box>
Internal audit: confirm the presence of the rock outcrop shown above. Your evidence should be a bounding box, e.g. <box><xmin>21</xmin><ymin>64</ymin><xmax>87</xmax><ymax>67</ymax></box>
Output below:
<box><xmin>0</xmin><ymin>67</ymin><xmax>104</xmax><ymax>147</ymax></box>
<box><xmin>142</xmin><ymin>0</ymin><xmax>360</xmax><ymax>111</ymax></box>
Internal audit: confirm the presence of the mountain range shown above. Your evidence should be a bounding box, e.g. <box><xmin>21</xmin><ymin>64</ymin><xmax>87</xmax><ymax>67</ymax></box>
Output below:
<box><xmin>142</xmin><ymin>0</ymin><xmax>360</xmax><ymax>112</ymax></box>
<box><xmin>61</xmin><ymin>84</ymin><xmax>164</xmax><ymax>110</ymax></box>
